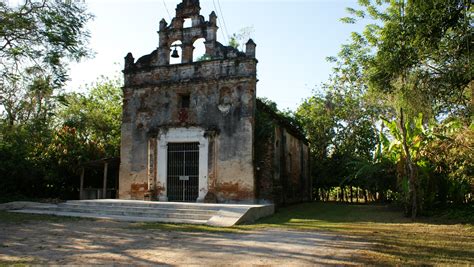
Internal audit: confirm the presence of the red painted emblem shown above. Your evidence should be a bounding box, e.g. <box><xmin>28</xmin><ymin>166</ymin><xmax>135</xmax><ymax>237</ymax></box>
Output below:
<box><xmin>178</xmin><ymin>108</ymin><xmax>188</xmax><ymax>122</ymax></box>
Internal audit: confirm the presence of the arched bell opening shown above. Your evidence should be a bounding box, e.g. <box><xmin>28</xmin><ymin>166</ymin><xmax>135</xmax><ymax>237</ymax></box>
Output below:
<box><xmin>170</xmin><ymin>40</ymin><xmax>183</xmax><ymax>65</ymax></box>
<box><xmin>193</xmin><ymin>38</ymin><xmax>208</xmax><ymax>62</ymax></box>
<box><xmin>183</xmin><ymin>18</ymin><xmax>192</xmax><ymax>28</ymax></box>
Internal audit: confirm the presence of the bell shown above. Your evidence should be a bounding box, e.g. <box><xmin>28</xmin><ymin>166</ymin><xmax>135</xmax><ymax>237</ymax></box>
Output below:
<box><xmin>171</xmin><ymin>48</ymin><xmax>179</xmax><ymax>58</ymax></box>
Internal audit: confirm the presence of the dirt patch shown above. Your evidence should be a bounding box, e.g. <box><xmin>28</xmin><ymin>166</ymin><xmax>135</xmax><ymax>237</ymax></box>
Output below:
<box><xmin>0</xmin><ymin>219</ymin><xmax>373</xmax><ymax>265</ymax></box>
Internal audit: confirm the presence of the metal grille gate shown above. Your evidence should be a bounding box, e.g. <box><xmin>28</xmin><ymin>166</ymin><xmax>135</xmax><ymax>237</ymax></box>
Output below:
<box><xmin>167</xmin><ymin>143</ymin><xmax>199</xmax><ymax>202</ymax></box>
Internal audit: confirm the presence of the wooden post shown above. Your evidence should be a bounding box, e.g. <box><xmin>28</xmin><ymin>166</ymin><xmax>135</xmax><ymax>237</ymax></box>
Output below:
<box><xmin>80</xmin><ymin>167</ymin><xmax>85</xmax><ymax>200</ymax></box>
<box><xmin>103</xmin><ymin>162</ymin><xmax>108</xmax><ymax>199</ymax></box>
<box><xmin>350</xmin><ymin>185</ymin><xmax>354</xmax><ymax>203</ymax></box>
<box><xmin>356</xmin><ymin>187</ymin><xmax>359</xmax><ymax>203</ymax></box>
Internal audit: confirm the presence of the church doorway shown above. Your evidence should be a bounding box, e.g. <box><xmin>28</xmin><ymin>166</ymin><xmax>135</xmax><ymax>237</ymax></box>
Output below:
<box><xmin>166</xmin><ymin>142</ymin><xmax>200</xmax><ymax>202</ymax></box>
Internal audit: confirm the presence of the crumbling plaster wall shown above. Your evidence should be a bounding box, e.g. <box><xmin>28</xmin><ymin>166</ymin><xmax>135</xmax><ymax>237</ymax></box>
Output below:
<box><xmin>273</xmin><ymin>127</ymin><xmax>311</xmax><ymax>205</ymax></box>
<box><xmin>255</xmin><ymin>107</ymin><xmax>312</xmax><ymax>206</ymax></box>
<box><xmin>119</xmin><ymin>0</ymin><xmax>260</xmax><ymax>202</ymax></box>
<box><xmin>119</xmin><ymin>59</ymin><xmax>257</xmax><ymax>202</ymax></box>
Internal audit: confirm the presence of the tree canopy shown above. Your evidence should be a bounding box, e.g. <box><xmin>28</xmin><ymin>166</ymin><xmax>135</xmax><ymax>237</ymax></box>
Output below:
<box><xmin>298</xmin><ymin>0</ymin><xmax>473</xmax><ymax>216</ymax></box>
<box><xmin>0</xmin><ymin>0</ymin><xmax>92</xmax><ymax>126</ymax></box>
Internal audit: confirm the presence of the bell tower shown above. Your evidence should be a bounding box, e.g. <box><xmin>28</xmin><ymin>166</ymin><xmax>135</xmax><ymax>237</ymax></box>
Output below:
<box><xmin>156</xmin><ymin>0</ymin><xmax>220</xmax><ymax>65</ymax></box>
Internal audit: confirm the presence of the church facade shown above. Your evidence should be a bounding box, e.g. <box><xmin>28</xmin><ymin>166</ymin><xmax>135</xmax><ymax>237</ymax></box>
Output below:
<box><xmin>119</xmin><ymin>0</ymin><xmax>311</xmax><ymax>204</ymax></box>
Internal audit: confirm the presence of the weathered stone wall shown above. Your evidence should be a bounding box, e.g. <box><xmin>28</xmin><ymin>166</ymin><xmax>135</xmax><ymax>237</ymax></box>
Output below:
<box><xmin>119</xmin><ymin>0</ymin><xmax>259</xmax><ymax>202</ymax></box>
<box><xmin>120</xmin><ymin>58</ymin><xmax>257</xmax><ymax>202</ymax></box>
<box><xmin>280</xmin><ymin>129</ymin><xmax>311</xmax><ymax>204</ymax></box>
<box><xmin>254</xmin><ymin>130</ymin><xmax>274</xmax><ymax>202</ymax></box>
<box><xmin>255</xmin><ymin>101</ymin><xmax>312</xmax><ymax>205</ymax></box>
<box><xmin>270</xmin><ymin>127</ymin><xmax>311</xmax><ymax>205</ymax></box>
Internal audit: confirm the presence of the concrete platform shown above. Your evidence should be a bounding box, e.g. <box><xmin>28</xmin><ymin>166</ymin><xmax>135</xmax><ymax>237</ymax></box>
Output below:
<box><xmin>7</xmin><ymin>199</ymin><xmax>275</xmax><ymax>227</ymax></box>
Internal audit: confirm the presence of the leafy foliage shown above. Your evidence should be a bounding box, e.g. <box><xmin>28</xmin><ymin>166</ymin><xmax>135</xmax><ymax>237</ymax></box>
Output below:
<box><xmin>0</xmin><ymin>78</ymin><xmax>122</xmax><ymax>200</ymax></box>
<box><xmin>59</xmin><ymin>78</ymin><xmax>122</xmax><ymax>157</ymax></box>
<box><xmin>298</xmin><ymin>0</ymin><xmax>473</xmax><ymax>213</ymax></box>
<box><xmin>228</xmin><ymin>26</ymin><xmax>254</xmax><ymax>51</ymax></box>
<box><xmin>0</xmin><ymin>0</ymin><xmax>93</xmax><ymax>126</ymax></box>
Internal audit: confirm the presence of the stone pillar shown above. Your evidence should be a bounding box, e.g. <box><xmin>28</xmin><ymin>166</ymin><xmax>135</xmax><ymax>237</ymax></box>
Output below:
<box><xmin>182</xmin><ymin>43</ymin><xmax>194</xmax><ymax>63</ymax></box>
<box><xmin>158</xmin><ymin>20</ymin><xmax>170</xmax><ymax>66</ymax></box>
<box><xmin>206</xmin><ymin>12</ymin><xmax>218</xmax><ymax>57</ymax></box>
<box><xmin>157</xmin><ymin>141</ymin><xmax>168</xmax><ymax>202</ymax></box>
<box><xmin>147</xmin><ymin>137</ymin><xmax>157</xmax><ymax>200</ymax></box>
<box><xmin>207</xmin><ymin>137</ymin><xmax>217</xmax><ymax>195</ymax></box>
<box><xmin>245</xmin><ymin>39</ymin><xmax>256</xmax><ymax>58</ymax></box>
<box><xmin>159</xmin><ymin>18</ymin><xmax>168</xmax><ymax>32</ymax></box>
<box><xmin>204</xmin><ymin>41</ymin><xmax>216</xmax><ymax>58</ymax></box>
<box><xmin>158</xmin><ymin>47</ymin><xmax>171</xmax><ymax>66</ymax></box>
<box><xmin>124</xmin><ymin>53</ymin><xmax>134</xmax><ymax>70</ymax></box>
<box><xmin>197</xmin><ymin>142</ymin><xmax>209</xmax><ymax>202</ymax></box>
<box><xmin>209</xmin><ymin>11</ymin><xmax>217</xmax><ymax>26</ymax></box>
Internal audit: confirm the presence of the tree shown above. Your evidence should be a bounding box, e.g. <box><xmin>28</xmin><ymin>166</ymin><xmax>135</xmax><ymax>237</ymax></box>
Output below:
<box><xmin>339</xmin><ymin>0</ymin><xmax>472</xmax><ymax>118</ymax></box>
<box><xmin>0</xmin><ymin>0</ymin><xmax>93</xmax><ymax>125</ymax></box>
<box><xmin>332</xmin><ymin>0</ymin><xmax>472</xmax><ymax>218</ymax></box>
<box><xmin>58</xmin><ymin>77</ymin><xmax>123</xmax><ymax>158</ymax></box>
<box><xmin>298</xmin><ymin>0</ymin><xmax>472</xmax><ymax>210</ymax></box>
<box><xmin>422</xmin><ymin>119</ymin><xmax>474</xmax><ymax>205</ymax></box>
<box><xmin>297</xmin><ymin>84</ymin><xmax>380</xmax><ymax>202</ymax></box>
<box><xmin>0</xmin><ymin>77</ymin><xmax>122</xmax><ymax>199</ymax></box>
<box><xmin>228</xmin><ymin>26</ymin><xmax>254</xmax><ymax>50</ymax></box>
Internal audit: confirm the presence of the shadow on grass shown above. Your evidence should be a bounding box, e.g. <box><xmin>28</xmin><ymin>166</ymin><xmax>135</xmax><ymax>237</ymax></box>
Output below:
<box><xmin>129</xmin><ymin>202</ymin><xmax>473</xmax><ymax>264</ymax></box>
<box><xmin>253</xmin><ymin>202</ymin><xmax>410</xmax><ymax>225</ymax></box>
<box><xmin>132</xmin><ymin>202</ymin><xmax>473</xmax><ymax>234</ymax></box>
<box><xmin>0</xmin><ymin>211</ymin><xmax>88</xmax><ymax>224</ymax></box>
<box><xmin>251</xmin><ymin>202</ymin><xmax>474</xmax><ymax>226</ymax></box>
<box><xmin>244</xmin><ymin>202</ymin><xmax>474</xmax><ymax>265</ymax></box>
<box><xmin>130</xmin><ymin>203</ymin><xmax>409</xmax><ymax>234</ymax></box>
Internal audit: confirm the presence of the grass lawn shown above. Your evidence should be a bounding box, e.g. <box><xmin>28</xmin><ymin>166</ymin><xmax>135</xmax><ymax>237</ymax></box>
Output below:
<box><xmin>137</xmin><ymin>202</ymin><xmax>474</xmax><ymax>265</ymax></box>
<box><xmin>0</xmin><ymin>211</ymin><xmax>84</xmax><ymax>223</ymax></box>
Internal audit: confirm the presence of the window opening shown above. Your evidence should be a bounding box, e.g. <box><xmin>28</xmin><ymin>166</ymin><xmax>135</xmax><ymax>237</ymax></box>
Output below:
<box><xmin>180</xmin><ymin>94</ymin><xmax>190</xmax><ymax>108</ymax></box>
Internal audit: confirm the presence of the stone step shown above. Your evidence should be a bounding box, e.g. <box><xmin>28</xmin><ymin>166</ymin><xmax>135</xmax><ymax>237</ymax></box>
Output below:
<box><xmin>10</xmin><ymin>209</ymin><xmax>208</xmax><ymax>224</ymax></box>
<box><xmin>58</xmin><ymin>203</ymin><xmax>218</xmax><ymax>216</ymax></box>
<box><xmin>28</xmin><ymin>206</ymin><xmax>214</xmax><ymax>220</ymax></box>
<box><xmin>64</xmin><ymin>199</ymin><xmax>258</xmax><ymax>211</ymax></box>
<box><xmin>7</xmin><ymin>200</ymin><xmax>275</xmax><ymax>227</ymax></box>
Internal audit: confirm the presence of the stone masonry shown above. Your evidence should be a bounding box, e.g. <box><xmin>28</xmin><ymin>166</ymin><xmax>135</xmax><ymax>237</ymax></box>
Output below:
<box><xmin>120</xmin><ymin>0</ymin><xmax>258</xmax><ymax>203</ymax></box>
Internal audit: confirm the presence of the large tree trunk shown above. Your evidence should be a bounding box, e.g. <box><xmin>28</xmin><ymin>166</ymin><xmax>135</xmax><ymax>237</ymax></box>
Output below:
<box><xmin>399</xmin><ymin>108</ymin><xmax>417</xmax><ymax>221</ymax></box>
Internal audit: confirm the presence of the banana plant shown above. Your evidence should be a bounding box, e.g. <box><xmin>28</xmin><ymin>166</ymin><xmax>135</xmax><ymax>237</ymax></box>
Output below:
<box><xmin>381</xmin><ymin>113</ymin><xmax>430</xmax><ymax>162</ymax></box>
<box><xmin>380</xmin><ymin>112</ymin><xmax>434</xmax><ymax>217</ymax></box>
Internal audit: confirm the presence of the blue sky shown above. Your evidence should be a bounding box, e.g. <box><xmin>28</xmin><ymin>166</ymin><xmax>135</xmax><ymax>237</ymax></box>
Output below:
<box><xmin>67</xmin><ymin>0</ymin><xmax>367</xmax><ymax>111</ymax></box>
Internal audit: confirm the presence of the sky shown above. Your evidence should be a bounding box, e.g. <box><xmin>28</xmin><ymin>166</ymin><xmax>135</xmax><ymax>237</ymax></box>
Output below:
<box><xmin>66</xmin><ymin>0</ymin><xmax>367</xmax><ymax>111</ymax></box>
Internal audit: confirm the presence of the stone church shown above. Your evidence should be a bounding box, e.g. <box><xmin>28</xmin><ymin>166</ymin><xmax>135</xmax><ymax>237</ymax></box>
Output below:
<box><xmin>119</xmin><ymin>0</ymin><xmax>311</xmax><ymax>204</ymax></box>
